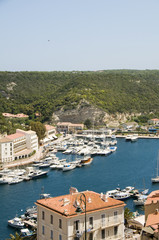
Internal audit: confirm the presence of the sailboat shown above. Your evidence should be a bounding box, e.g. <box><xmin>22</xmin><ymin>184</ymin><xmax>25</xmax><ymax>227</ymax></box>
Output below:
<box><xmin>151</xmin><ymin>151</ymin><xmax>159</xmax><ymax>183</ymax></box>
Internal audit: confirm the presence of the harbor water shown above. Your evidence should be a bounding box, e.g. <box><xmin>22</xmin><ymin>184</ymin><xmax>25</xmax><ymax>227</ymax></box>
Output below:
<box><xmin>1</xmin><ymin>138</ymin><xmax>159</xmax><ymax>239</ymax></box>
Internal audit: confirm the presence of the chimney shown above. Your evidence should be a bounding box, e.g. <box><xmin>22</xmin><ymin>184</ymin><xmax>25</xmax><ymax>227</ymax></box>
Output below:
<box><xmin>88</xmin><ymin>197</ymin><xmax>92</xmax><ymax>203</ymax></box>
<box><xmin>69</xmin><ymin>187</ymin><xmax>78</xmax><ymax>195</ymax></box>
<box><xmin>63</xmin><ymin>198</ymin><xmax>70</xmax><ymax>206</ymax></box>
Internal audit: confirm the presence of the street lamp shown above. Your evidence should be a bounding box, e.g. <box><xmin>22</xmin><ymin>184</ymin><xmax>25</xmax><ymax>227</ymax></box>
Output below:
<box><xmin>75</xmin><ymin>193</ymin><xmax>87</xmax><ymax>240</ymax></box>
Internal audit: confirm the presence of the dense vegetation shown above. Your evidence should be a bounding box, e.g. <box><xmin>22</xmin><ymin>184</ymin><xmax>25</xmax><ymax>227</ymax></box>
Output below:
<box><xmin>1</xmin><ymin>70</ymin><xmax>159</xmax><ymax>123</ymax></box>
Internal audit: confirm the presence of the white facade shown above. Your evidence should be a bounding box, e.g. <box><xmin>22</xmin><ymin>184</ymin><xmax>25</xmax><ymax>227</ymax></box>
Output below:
<box><xmin>0</xmin><ymin>129</ymin><xmax>38</xmax><ymax>164</ymax></box>
<box><xmin>17</xmin><ymin>129</ymin><xmax>39</xmax><ymax>152</ymax></box>
<box><xmin>0</xmin><ymin>138</ymin><xmax>14</xmax><ymax>163</ymax></box>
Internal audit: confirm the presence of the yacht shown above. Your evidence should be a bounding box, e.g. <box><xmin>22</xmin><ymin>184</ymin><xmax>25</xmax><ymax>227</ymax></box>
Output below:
<box><xmin>20</xmin><ymin>228</ymin><xmax>36</xmax><ymax>237</ymax></box>
<box><xmin>29</xmin><ymin>170</ymin><xmax>48</xmax><ymax>179</ymax></box>
<box><xmin>0</xmin><ymin>176</ymin><xmax>13</xmax><ymax>184</ymax></box>
<box><xmin>8</xmin><ymin>217</ymin><xmax>24</xmax><ymax>228</ymax></box>
<box><xmin>113</xmin><ymin>191</ymin><xmax>131</xmax><ymax>200</ymax></box>
<box><xmin>133</xmin><ymin>195</ymin><xmax>147</xmax><ymax>206</ymax></box>
<box><xmin>63</xmin><ymin>163</ymin><xmax>76</xmax><ymax>172</ymax></box>
<box><xmin>8</xmin><ymin>176</ymin><xmax>24</xmax><ymax>185</ymax></box>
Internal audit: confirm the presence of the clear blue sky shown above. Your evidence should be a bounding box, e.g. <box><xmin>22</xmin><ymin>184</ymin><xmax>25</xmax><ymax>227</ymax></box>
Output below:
<box><xmin>1</xmin><ymin>0</ymin><xmax>159</xmax><ymax>71</ymax></box>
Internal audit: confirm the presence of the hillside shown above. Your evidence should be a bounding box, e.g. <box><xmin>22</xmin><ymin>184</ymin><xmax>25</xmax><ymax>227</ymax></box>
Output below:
<box><xmin>0</xmin><ymin>70</ymin><xmax>159</xmax><ymax>124</ymax></box>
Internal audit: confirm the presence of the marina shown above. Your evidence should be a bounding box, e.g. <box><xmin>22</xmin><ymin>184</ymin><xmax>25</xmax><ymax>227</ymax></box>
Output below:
<box><xmin>1</xmin><ymin>137</ymin><xmax>159</xmax><ymax>239</ymax></box>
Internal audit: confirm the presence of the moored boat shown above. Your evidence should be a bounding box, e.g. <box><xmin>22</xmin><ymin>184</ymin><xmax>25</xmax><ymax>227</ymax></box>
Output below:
<box><xmin>80</xmin><ymin>156</ymin><xmax>93</xmax><ymax>166</ymax></box>
<box><xmin>62</xmin><ymin>163</ymin><xmax>76</xmax><ymax>172</ymax></box>
<box><xmin>8</xmin><ymin>217</ymin><xmax>24</xmax><ymax>229</ymax></box>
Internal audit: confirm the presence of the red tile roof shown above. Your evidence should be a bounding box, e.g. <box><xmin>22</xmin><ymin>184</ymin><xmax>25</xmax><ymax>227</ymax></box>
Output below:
<box><xmin>36</xmin><ymin>190</ymin><xmax>125</xmax><ymax>218</ymax></box>
<box><xmin>145</xmin><ymin>190</ymin><xmax>159</xmax><ymax>205</ymax></box>
<box><xmin>7</xmin><ymin>132</ymin><xmax>25</xmax><ymax>140</ymax></box>
<box><xmin>45</xmin><ymin>125</ymin><xmax>55</xmax><ymax>131</ymax></box>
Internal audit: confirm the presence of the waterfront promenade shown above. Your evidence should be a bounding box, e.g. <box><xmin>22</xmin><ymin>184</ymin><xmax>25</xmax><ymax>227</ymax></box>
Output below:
<box><xmin>2</xmin><ymin>133</ymin><xmax>159</xmax><ymax>169</ymax></box>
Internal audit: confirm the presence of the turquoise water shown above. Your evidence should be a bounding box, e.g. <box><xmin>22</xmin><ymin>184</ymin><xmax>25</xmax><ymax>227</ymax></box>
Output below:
<box><xmin>1</xmin><ymin>138</ymin><xmax>159</xmax><ymax>239</ymax></box>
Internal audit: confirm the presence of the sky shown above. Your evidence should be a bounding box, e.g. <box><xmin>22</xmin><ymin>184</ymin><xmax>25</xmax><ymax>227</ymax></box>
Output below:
<box><xmin>1</xmin><ymin>0</ymin><xmax>159</xmax><ymax>71</ymax></box>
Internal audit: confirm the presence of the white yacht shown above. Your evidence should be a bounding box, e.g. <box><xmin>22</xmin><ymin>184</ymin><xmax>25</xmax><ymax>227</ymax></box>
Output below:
<box><xmin>8</xmin><ymin>217</ymin><xmax>24</xmax><ymax>228</ymax></box>
<box><xmin>133</xmin><ymin>195</ymin><xmax>147</xmax><ymax>206</ymax></box>
<box><xmin>62</xmin><ymin>163</ymin><xmax>76</xmax><ymax>172</ymax></box>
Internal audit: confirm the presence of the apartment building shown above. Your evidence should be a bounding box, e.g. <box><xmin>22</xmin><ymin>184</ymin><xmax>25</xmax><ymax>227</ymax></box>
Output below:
<box><xmin>57</xmin><ymin>122</ymin><xmax>84</xmax><ymax>133</ymax></box>
<box><xmin>0</xmin><ymin>129</ymin><xmax>38</xmax><ymax>165</ymax></box>
<box><xmin>36</xmin><ymin>187</ymin><xmax>125</xmax><ymax>240</ymax></box>
<box><xmin>45</xmin><ymin>125</ymin><xmax>56</xmax><ymax>140</ymax></box>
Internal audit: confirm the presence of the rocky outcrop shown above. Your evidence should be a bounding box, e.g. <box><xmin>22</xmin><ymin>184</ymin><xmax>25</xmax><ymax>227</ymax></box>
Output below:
<box><xmin>51</xmin><ymin>101</ymin><xmax>141</xmax><ymax>127</ymax></box>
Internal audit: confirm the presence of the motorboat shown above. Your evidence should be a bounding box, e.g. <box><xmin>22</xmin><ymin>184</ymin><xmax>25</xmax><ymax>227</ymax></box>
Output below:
<box><xmin>29</xmin><ymin>170</ymin><xmax>48</xmax><ymax>179</ymax></box>
<box><xmin>8</xmin><ymin>176</ymin><xmax>24</xmax><ymax>185</ymax></box>
<box><xmin>8</xmin><ymin>217</ymin><xmax>24</xmax><ymax>228</ymax></box>
<box><xmin>25</xmin><ymin>205</ymin><xmax>37</xmax><ymax>216</ymax></box>
<box><xmin>133</xmin><ymin>195</ymin><xmax>147</xmax><ymax>206</ymax></box>
<box><xmin>108</xmin><ymin>146</ymin><xmax>117</xmax><ymax>152</ymax></box>
<box><xmin>131</xmin><ymin>134</ymin><xmax>138</xmax><ymax>142</ymax></box>
<box><xmin>0</xmin><ymin>177</ymin><xmax>14</xmax><ymax>184</ymax></box>
<box><xmin>40</xmin><ymin>193</ymin><xmax>51</xmax><ymax>199</ymax></box>
<box><xmin>20</xmin><ymin>228</ymin><xmax>36</xmax><ymax>237</ymax></box>
<box><xmin>0</xmin><ymin>168</ymin><xmax>11</xmax><ymax>176</ymax></box>
<box><xmin>106</xmin><ymin>189</ymin><xmax>119</xmax><ymax>198</ymax></box>
<box><xmin>113</xmin><ymin>191</ymin><xmax>131</xmax><ymax>200</ymax></box>
<box><xmin>80</xmin><ymin>156</ymin><xmax>93</xmax><ymax>166</ymax></box>
<box><xmin>125</xmin><ymin>135</ymin><xmax>132</xmax><ymax>141</ymax></box>
<box><xmin>62</xmin><ymin>163</ymin><xmax>76</xmax><ymax>172</ymax></box>
<box><xmin>38</xmin><ymin>161</ymin><xmax>51</xmax><ymax>168</ymax></box>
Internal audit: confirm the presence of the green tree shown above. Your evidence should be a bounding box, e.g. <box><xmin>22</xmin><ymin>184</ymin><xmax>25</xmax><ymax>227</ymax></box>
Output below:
<box><xmin>30</xmin><ymin>121</ymin><xmax>46</xmax><ymax>143</ymax></box>
<box><xmin>84</xmin><ymin>119</ymin><xmax>92</xmax><ymax>129</ymax></box>
<box><xmin>6</xmin><ymin>232</ymin><xmax>24</xmax><ymax>240</ymax></box>
<box><xmin>124</xmin><ymin>207</ymin><xmax>134</xmax><ymax>226</ymax></box>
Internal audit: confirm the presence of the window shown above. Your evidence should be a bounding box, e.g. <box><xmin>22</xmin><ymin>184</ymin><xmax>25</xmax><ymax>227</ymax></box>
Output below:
<box><xmin>114</xmin><ymin>226</ymin><xmax>118</xmax><ymax>235</ymax></box>
<box><xmin>89</xmin><ymin>232</ymin><xmax>93</xmax><ymax>240</ymax></box>
<box><xmin>114</xmin><ymin>211</ymin><xmax>118</xmax><ymax>220</ymax></box>
<box><xmin>59</xmin><ymin>219</ymin><xmax>62</xmax><ymax>229</ymax></box>
<box><xmin>101</xmin><ymin>214</ymin><xmax>105</xmax><ymax>226</ymax></box>
<box><xmin>59</xmin><ymin>234</ymin><xmax>62</xmax><ymax>240</ymax></box>
<box><xmin>89</xmin><ymin>217</ymin><xmax>93</xmax><ymax>228</ymax></box>
<box><xmin>50</xmin><ymin>215</ymin><xmax>53</xmax><ymax>224</ymax></box>
<box><xmin>42</xmin><ymin>211</ymin><xmax>45</xmax><ymax>220</ymax></box>
<box><xmin>74</xmin><ymin>220</ymin><xmax>79</xmax><ymax>230</ymax></box>
<box><xmin>50</xmin><ymin>230</ymin><xmax>53</xmax><ymax>239</ymax></box>
<box><xmin>101</xmin><ymin>229</ymin><xmax>105</xmax><ymax>239</ymax></box>
<box><xmin>42</xmin><ymin>225</ymin><xmax>45</xmax><ymax>235</ymax></box>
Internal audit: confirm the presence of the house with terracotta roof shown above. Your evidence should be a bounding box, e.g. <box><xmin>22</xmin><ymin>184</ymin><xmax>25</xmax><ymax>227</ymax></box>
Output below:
<box><xmin>36</xmin><ymin>187</ymin><xmax>125</xmax><ymax>240</ymax></box>
<box><xmin>148</xmin><ymin>118</ymin><xmax>159</xmax><ymax>125</ymax></box>
<box><xmin>143</xmin><ymin>190</ymin><xmax>159</xmax><ymax>239</ymax></box>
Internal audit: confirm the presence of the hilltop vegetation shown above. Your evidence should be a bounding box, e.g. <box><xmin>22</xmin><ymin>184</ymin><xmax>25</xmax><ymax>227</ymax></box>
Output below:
<box><xmin>1</xmin><ymin>70</ymin><xmax>159</xmax><ymax>123</ymax></box>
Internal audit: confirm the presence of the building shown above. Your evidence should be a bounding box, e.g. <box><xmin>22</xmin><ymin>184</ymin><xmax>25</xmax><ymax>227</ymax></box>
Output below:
<box><xmin>56</xmin><ymin>122</ymin><xmax>84</xmax><ymax>134</ymax></box>
<box><xmin>148</xmin><ymin>118</ymin><xmax>159</xmax><ymax>125</ymax></box>
<box><xmin>45</xmin><ymin>125</ymin><xmax>56</xmax><ymax>140</ymax></box>
<box><xmin>143</xmin><ymin>190</ymin><xmax>159</xmax><ymax>239</ymax></box>
<box><xmin>0</xmin><ymin>129</ymin><xmax>38</xmax><ymax>166</ymax></box>
<box><xmin>36</xmin><ymin>187</ymin><xmax>125</xmax><ymax>240</ymax></box>
<box><xmin>2</xmin><ymin>112</ymin><xmax>29</xmax><ymax>118</ymax></box>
